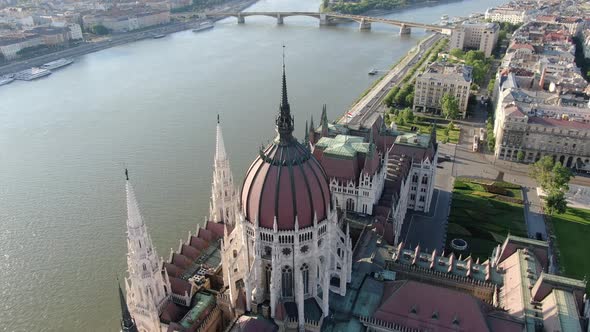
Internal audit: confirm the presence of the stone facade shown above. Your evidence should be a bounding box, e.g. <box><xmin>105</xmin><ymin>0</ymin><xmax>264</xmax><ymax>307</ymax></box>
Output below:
<box><xmin>413</xmin><ymin>62</ymin><xmax>472</xmax><ymax>118</ymax></box>
<box><xmin>450</xmin><ymin>22</ymin><xmax>500</xmax><ymax>57</ymax></box>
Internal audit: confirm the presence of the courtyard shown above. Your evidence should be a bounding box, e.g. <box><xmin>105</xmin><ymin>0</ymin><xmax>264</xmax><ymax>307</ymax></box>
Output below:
<box><xmin>445</xmin><ymin>177</ymin><xmax>527</xmax><ymax>260</ymax></box>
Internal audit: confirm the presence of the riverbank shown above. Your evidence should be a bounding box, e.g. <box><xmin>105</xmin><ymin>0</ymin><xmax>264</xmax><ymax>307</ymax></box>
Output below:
<box><xmin>324</xmin><ymin>0</ymin><xmax>463</xmax><ymax>16</ymax></box>
<box><xmin>0</xmin><ymin>0</ymin><xmax>259</xmax><ymax>76</ymax></box>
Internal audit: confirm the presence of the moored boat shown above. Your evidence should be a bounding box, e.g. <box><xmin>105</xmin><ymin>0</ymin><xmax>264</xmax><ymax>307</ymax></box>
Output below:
<box><xmin>15</xmin><ymin>67</ymin><xmax>51</xmax><ymax>81</ymax></box>
<box><xmin>40</xmin><ymin>58</ymin><xmax>74</xmax><ymax>71</ymax></box>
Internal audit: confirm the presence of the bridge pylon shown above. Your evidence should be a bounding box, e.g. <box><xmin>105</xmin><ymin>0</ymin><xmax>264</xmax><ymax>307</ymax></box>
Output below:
<box><xmin>277</xmin><ymin>13</ymin><xmax>284</xmax><ymax>24</ymax></box>
<box><xmin>400</xmin><ymin>24</ymin><xmax>411</xmax><ymax>35</ymax></box>
<box><xmin>359</xmin><ymin>18</ymin><xmax>371</xmax><ymax>31</ymax></box>
<box><xmin>237</xmin><ymin>14</ymin><xmax>245</xmax><ymax>24</ymax></box>
<box><xmin>319</xmin><ymin>13</ymin><xmax>334</xmax><ymax>26</ymax></box>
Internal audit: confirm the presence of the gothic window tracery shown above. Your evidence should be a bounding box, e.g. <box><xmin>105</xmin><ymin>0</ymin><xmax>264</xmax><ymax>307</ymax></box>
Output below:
<box><xmin>281</xmin><ymin>266</ymin><xmax>293</xmax><ymax>297</ymax></box>
<box><xmin>301</xmin><ymin>263</ymin><xmax>309</xmax><ymax>295</ymax></box>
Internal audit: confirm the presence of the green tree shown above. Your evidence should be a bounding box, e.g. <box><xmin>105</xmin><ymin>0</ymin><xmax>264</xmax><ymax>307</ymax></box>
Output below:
<box><xmin>402</xmin><ymin>108</ymin><xmax>415</xmax><ymax>123</ymax></box>
<box><xmin>448</xmin><ymin>121</ymin><xmax>455</xmax><ymax>131</ymax></box>
<box><xmin>545</xmin><ymin>190</ymin><xmax>568</xmax><ymax>215</ymax></box>
<box><xmin>443</xmin><ymin>126</ymin><xmax>450</xmax><ymax>137</ymax></box>
<box><xmin>450</xmin><ymin>48</ymin><xmax>464</xmax><ymax>58</ymax></box>
<box><xmin>405</xmin><ymin>92</ymin><xmax>415</xmax><ymax>108</ymax></box>
<box><xmin>487</xmin><ymin>79</ymin><xmax>496</xmax><ymax>95</ymax></box>
<box><xmin>487</xmin><ymin>136</ymin><xmax>495</xmax><ymax>152</ymax></box>
<box><xmin>92</xmin><ymin>24</ymin><xmax>110</xmax><ymax>35</ymax></box>
<box><xmin>441</xmin><ymin>93</ymin><xmax>459</xmax><ymax>119</ymax></box>
<box><xmin>517</xmin><ymin>151</ymin><xmax>525</xmax><ymax>162</ymax></box>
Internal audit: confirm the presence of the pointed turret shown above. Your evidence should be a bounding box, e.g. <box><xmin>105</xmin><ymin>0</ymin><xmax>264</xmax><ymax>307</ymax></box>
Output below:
<box><xmin>309</xmin><ymin>115</ymin><xmax>316</xmax><ymax>145</ymax></box>
<box><xmin>321</xmin><ymin>104</ymin><xmax>329</xmax><ymax>137</ymax></box>
<box><xmin>304</xmin><ymin>120</ymin><xmax>310</xmax><ymax>150</ymax></box>
<box><xmin>209</xmin><ymin>116</ymin><xmax>239</xmax><ymax>226</ymax></box>
<box><xmin>119</xmin><ymin>281</ymin><xmax>139</xmax><ymax>332</ymax></box>
<box><xmin>215</xmin><ymin>114</ymin><xmax>227</xmax><ymax>162</ymax></box>
<box><xmin>276</xmin><ymin>46</ymin><xmax>294</xmax><ymax>143</ymax></box>
<box><xmin>123</xmin><ymin>170</ymin><xmax>171</xmax><ymax>330</ymax></box>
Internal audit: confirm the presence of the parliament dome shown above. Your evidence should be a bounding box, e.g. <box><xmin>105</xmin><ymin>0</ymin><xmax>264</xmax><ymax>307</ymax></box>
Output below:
<box><xmin>240</xmin><ymin>64</ymin><xmax>331</xmax><ymax>231</ymax></box>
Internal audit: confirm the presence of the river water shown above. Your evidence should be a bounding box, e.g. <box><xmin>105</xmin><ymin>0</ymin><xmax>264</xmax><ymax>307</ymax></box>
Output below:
<box><xmin>0</xmin><ymin>0</ymin><xmax>504</xmax><ymax>330</ymax></box>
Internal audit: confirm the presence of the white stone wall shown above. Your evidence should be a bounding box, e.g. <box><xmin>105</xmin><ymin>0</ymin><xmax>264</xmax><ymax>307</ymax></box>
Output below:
<box><xmin>406</xmin><ymin>157</ymin><xmax>436</xmax><ymax>213</ymax></box>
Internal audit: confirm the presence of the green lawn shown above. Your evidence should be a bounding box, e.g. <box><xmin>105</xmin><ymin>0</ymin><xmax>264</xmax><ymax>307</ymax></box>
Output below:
<box><xmin>395</xmin><ymin>120</ymin><xmax>460</xmax><ymax>144</ymax></box>
<box><xmin>445</xmin><ymin>178</ymin><xmax>526</xmax><ymax>260</ymax></box>
<box><xmin>550</xmin><ymin>207</ymin><xmax>590</xmax><ymax>293</ymax></box>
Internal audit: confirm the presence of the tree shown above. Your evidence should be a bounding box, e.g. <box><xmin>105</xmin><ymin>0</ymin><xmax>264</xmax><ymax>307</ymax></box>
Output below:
<box><xmin>487</xmin><ymin>79</ymin><xmax>496</xmax><ymax>95</ymax></box>
<box><xmin>92</xmin><ymin>24</ymin><xmax>110</xmax><ymax>35</ymax></box>
<box><xmin>530</xmin><ymin>157</ymin><xmax>573</xmax><ymax>214</ymax></box>
<box><xmin>402</xmin><ymin>108</ymin><xmax>415</xmax><ymax>123</ymax></box>
<box><xmin>405</xmin><ymin>92</ymin><xmax>415</xmax><ymax>108</ymax></box>
<box><xmin>441</xmin><ymin>93</ymin><xmax>459</xmax><ymax>119</ymax></box>
<box><xmin>450</xmin><ymin>48</ymin><xmax>464</xmax><ymax>59</ymax></box>
<box><xmin>487</xmin><ymin>136</ymin><xmax>495</xmax><ymax>152</ymax></box>
<box><xmin>448</xmin><ymin>121</ymin><xmax>455</xmax><ymax>131</ymax></box>
<box><xmin>545</xmin><ymin>190</ymin><xmax>568</xmax><ymax>215</ymax></box>
<box><xmin>517</xmin><ymin>151</ymin><xmax>525</xmax><ymax>162</ymax></box>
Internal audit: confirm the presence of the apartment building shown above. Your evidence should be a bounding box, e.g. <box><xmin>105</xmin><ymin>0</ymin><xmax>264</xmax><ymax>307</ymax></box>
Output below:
<box><xmin>485</xmin><ymin>6</ymin><xmax>531</xmax><ymax>24</ymax></box>
<box><xmin>450</xmin><ymin>21</ymin><xmax>500</xmax><ymax>57</ymax></box>
<box><xmin>413</xmin><ymin>62</ymin><xmax>472</xmax><ymax>118</ymax></box>
<box><xmin>493</xmin><ymin>74</ymin><xmax>590</xmax><ymax>168</ymax></box>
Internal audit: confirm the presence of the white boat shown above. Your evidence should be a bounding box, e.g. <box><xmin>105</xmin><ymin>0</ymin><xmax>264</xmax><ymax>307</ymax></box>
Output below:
<box><xmin>441</xmin><ymin>14</ymin><xmax>449</xmax><ymax>20</ymax></box>
<box><xmin>40</xmin><ymin>58</ymin><xmax>74</xmax><ymax>71</ymax></box>
<box><xmin>15</xmin><ymin>67</ymin><xmax>51</xmax><ymax>81</ymax></box>
<box><xmin>440</xmin><ymin>20</ymin><xmax>449</xmax><ymax>26</ymax></box>
<box><xmin>368</xmin><ymin>68</ymin><xmax>378</xmax><ymax>75</ymax></box>
<box><xmin>152</xmin><ymin>33</ymin><xmax>166</xmax><ymax>39</ymax></box>
<box><xmin>193</xmin><ymin>21</ymin><xmax>214</xmax><ymax>33</ymax></box>
<box><xmin>0</xmin><ymin>74</ymin><xmax>15</xmax><ymax>86</ymax></box>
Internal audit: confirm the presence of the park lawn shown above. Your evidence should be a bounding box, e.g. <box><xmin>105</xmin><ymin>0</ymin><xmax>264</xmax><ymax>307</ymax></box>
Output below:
<box><xmin>550</xmin><ymin>207</ymin><xmax>590</xmax><ymax>293</ymax></box>
<box><xmin>395</xmin><ymin>120</ymin><xmax>460</xmax><ymax>144</ymax></box>
<box><xmin>445</xmin><ymin>178</ymin><xmax>526</xmax><ymax>260</ymax></box>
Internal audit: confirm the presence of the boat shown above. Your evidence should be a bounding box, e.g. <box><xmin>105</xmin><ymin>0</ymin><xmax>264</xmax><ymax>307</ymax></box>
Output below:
<box><xmin>368</xmin><ymin>68</ymin><xmax>378</xmax><ymax>75</ymax></box>
<box><xmin>14</xmin><ymin>67</ymin><xmax>51</xmax><ymax>81</ymax></box>
<box><xmin>440</xmin><ymin>20</ymin><xmax>449</xmax><ymax>26</ymax></box>
<box><xmin>152</xmin><ymin>33</ymin><xmax>166</xmax><ymax>39</ymax></box>
<box><xmin>0</xmin><ymin>74</ymin><xmax>15</xmax><ymax>86</ymax></box>
<box><xmin>193</xmin><ymin>21</ymin><xmax>214</xmax><ymax>33</ymax></box>
<box><xmin>40</xmin><ymin>58</ymin><xmax>74</xmax><ymax>71</ymax></box>
<box><xmin>441</xmin><ymin>14</ymin><xmax>449</xmax><ymax>20</ymax></box>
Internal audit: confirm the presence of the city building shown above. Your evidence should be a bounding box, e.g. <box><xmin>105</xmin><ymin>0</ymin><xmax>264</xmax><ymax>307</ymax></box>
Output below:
<box><xmin>493</xmin><ymin>73</ymin><xmax>590</xmax><ymax>168</ymax></box>
<box><xmin>82</xmin><ymin>9</ymin><xmax>170</xmax><ymax>33</ymax></box>
<box><xmin>450</xmin><ymin>21</ymin><xmax>500</xmax><ymax>57</ymax></box>
<box><xmin>485</xmin><ymin>6</ymin><xmax>532</xmax><ymax>24</ymax></box>
<box><xmin>0</xmin><ymin>32</ymin><xmax>42</xmax><ymax>59</ymax></box>
<box><xmin>413</xmin><ymin>62</ymin><xmax>472</xmax><ymax>118</ymax></box>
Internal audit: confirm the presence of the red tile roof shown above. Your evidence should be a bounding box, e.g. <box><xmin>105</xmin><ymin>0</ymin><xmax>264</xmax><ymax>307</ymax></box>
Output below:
<box><xmin>374</xmin><ymin>280</ymin><xmax>491</xmax><ymax>331</ymax></box>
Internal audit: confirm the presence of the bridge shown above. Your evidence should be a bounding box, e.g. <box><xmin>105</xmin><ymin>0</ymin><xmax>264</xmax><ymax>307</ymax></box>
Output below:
<box><xmin>204</xmin><ymin>12</ymin><xmax>453</xmax><ymax>35</ymax></box>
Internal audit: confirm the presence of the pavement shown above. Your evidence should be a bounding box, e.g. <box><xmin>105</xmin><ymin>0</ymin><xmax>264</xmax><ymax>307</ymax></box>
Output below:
<box><xmin>339</xmin><ymin>33</ymin><xmax>443</xmax><ymax>128</ymax></box>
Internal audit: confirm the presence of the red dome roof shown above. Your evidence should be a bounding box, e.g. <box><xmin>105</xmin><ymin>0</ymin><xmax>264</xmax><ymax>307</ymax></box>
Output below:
<box><xmin>241</xmin><ymin>139</ymin><xmax>331</xmax><ymax>230</ymax></box>
<box><xmin>240</xmin><ymin>63</ymin><xmax>331</xmax><ymax>230</ymax></box>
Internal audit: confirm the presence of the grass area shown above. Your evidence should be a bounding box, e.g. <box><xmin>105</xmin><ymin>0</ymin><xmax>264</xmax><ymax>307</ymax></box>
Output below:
<box><xmin>392</xmin><ymin>118</ymin><xmax>460</xmax><ymax>144</ymax></box>
<box><xmin>445</xmin><ymin>178</ymin><xmax>526</xmax><ymax>260</ymax></box>
<box><xmin>550</xmin><ymin>207</ymin><xmax>590</xmax><ymax>293</ymax></box>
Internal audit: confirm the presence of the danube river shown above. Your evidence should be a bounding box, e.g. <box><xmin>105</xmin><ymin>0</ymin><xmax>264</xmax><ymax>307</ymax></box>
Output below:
<box><xmin>0</xmin><ymin>0</ymin><xmax>504</xmax><ymax>329</ymax></box>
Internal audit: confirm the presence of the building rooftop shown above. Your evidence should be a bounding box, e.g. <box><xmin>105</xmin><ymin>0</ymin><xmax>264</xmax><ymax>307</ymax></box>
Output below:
<box><xmin>315</xmin><ymin>135</ymin><xmax>369</xmax><ymax>159</ymax></box>
<box><xmin>419</xmin><ymin>62</ymin><xmax>473</xmax><ymax>83</ymax></box>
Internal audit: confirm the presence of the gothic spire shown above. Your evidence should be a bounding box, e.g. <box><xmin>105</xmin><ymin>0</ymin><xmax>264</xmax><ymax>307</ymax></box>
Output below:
<box><xmin>276</xmin><ymin>45</ymin><xmax>294</xmax><ymax>143</ymax></box>
<box><xmin>118</xmin><ymin>281</ymin><xmax>138</xmax><ymax>332</ymax></box>
<box><xmin>216</xmin><ymin>114</ymin><xmax>227</xmax><ymax>162</ymax></box>
<box><xmin>125</xmin><ymin>170</ymin><xmax>144</xmax><ymax>229</ymax></box>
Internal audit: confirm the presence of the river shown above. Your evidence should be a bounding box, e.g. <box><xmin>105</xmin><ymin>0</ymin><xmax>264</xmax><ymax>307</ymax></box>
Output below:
<box><xmin>0</xmin><ymin>0</ymin><xmax>505</xmax><ymax>330</ymax></box>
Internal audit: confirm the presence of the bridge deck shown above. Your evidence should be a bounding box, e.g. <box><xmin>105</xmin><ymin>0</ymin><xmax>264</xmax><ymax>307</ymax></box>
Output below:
<box><xmin>205</xmin><ymin>11</ymin><xmax>444</xmax><ymax>31</ymax></box>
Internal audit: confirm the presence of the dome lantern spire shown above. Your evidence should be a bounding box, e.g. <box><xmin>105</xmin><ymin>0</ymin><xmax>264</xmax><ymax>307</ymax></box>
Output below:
<box><xmin>276</xmin><ymin>45</ymin><xmax>294</xmax><ymax>143</ymax></box>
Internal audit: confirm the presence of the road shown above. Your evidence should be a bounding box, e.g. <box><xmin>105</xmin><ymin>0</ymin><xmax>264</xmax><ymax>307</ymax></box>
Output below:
<box><xmin>339</xmin><ymin>33</ymin><xmax>443</xmax><ymax>128</ymax></box>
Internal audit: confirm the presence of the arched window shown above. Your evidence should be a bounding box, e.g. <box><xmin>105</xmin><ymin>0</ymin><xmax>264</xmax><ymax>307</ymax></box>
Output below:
<box><xmin>346</xmin><ymin>198</ymin><xmax>355</xmax><ymax>211</ymax></box>
<box><xmin>233</xmin><ymin>250</ymin><xmax>238</xmax><ymax>258</ymax></box>
<box><xmin>421</xmin><ymin>176</ymin><xmax>428</xmax><ymax>185</ymax></box>
<box><xmin>164</xmin><ymin>285</ymin><xmax>168</xmax><ymax>295</ymax></box>
<box><xmin>301</xmin><ymin>264</ymin><xmax>309</xmax><ymax>295</ymax></box>
<box><xmin>143</xmin><ymin>263</ymin><xmax>147</xmax><ymax>271</ymax></box>
<box><xmin>281</xmin><ymin>266</ymin><xmax>293</xmax><ymax>297</ymax></box>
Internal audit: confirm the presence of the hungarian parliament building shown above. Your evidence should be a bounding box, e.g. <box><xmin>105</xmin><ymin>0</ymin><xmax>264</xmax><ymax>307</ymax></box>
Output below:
<box><xmin>117</xmin><ymin>66</ymin><xmax>589</xmax><ymax>332</ymax></box>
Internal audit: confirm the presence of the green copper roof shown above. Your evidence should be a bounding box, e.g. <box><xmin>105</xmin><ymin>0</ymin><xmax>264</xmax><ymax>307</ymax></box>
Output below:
<box><xmin>552</xmin><ymin>289</ymin><xmax>582</xmax><ymax>332</ymax></box>
<box><xmin>539</xmin><ymin>272</ymin><xmax>587</xmax><ymax>289</ymax></box>
<box><xmin>316</xmin><ymin>135</ymin><xmax>369</xmax><ymax>159</ymax></box>
<box><xmin>394</xmin><ymin>133</ymin><xmax>430</xmax><ymax>148</ymax></box>
<box><xmin>179</xmin><ymin>292</ymin><xmax>215</xmax><ymax>328</ymax></box>
<box><xmin>506</xmin><ymin>234</ymin><xmax>548</xmax><ymax>247</ymax></box>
